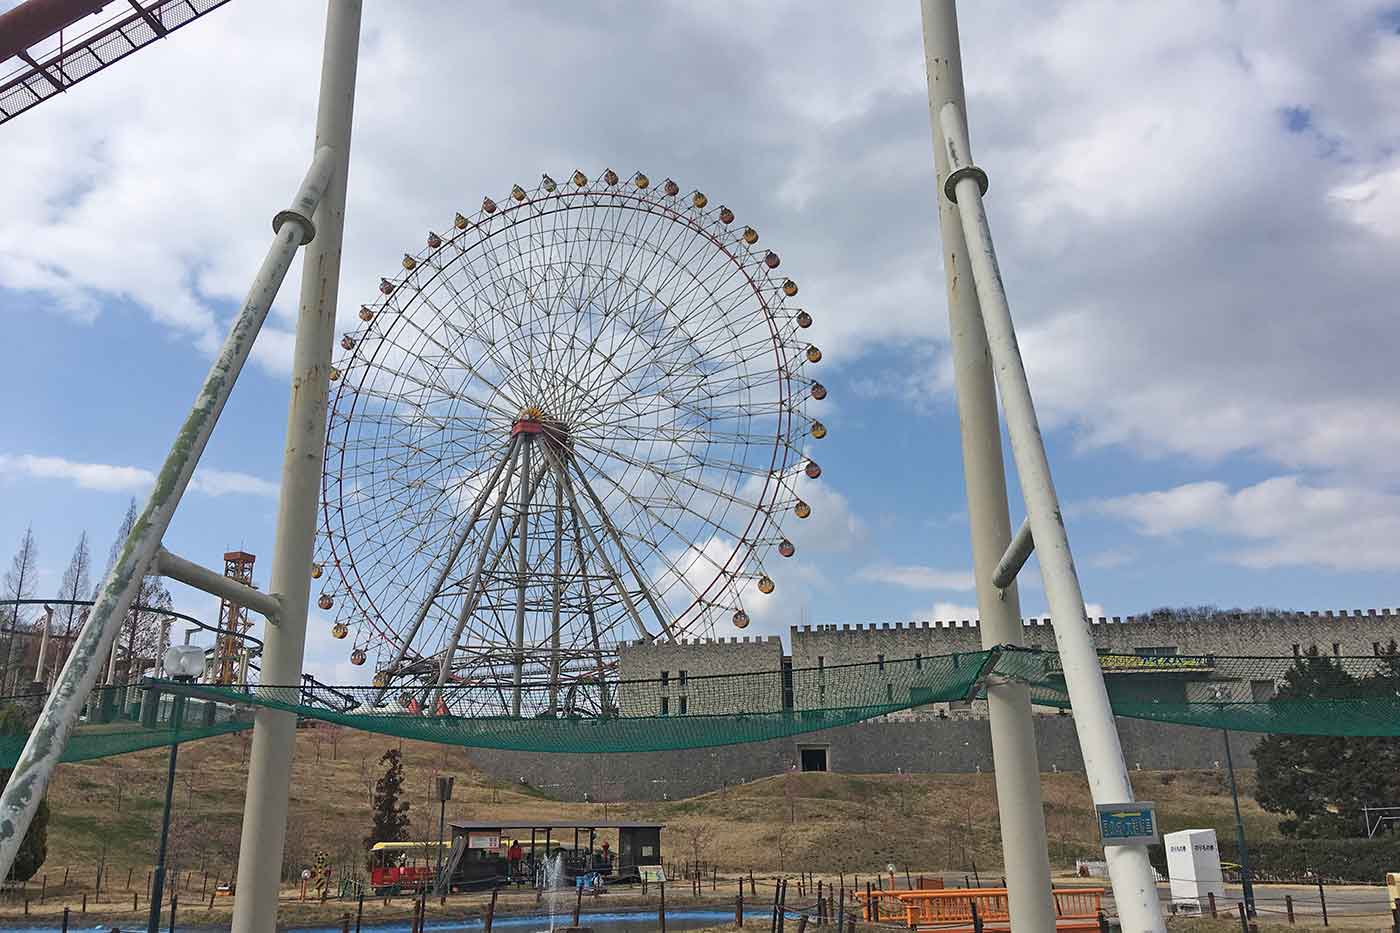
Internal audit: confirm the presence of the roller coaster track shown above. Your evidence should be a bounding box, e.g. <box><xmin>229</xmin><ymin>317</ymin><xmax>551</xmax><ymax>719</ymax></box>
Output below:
<box><xmin>0</xmin><ymin>0</ymin><xmax>235</xmax><ymax>128</ymax></box>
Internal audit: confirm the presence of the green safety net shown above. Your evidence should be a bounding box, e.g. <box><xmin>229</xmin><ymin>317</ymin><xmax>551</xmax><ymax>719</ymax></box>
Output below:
<box><xmin>6</xmin><ymin>648</ymin><xmax>1399</xmax><ymax>765</ymax></box>
<box><xmin>0</xmin><ymin>685</ymin><xmax>254</xmax><ymax>770</ymax></box>
<box><xmin>150</xmin><ymin>646</ymin><xmax>1400</xmax><ymax>755</ymax></box>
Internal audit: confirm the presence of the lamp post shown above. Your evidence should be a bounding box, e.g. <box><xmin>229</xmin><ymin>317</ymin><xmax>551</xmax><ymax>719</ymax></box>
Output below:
<box><xmin>1223</xmin><ymin>729</ymin><xmax>1256</xmax><ymax>917</ymax></box>
<box><xmin>435</xmin><ymin>775</ymin><xmax>454</xmax><ymax>893</ymax></box>
<box><xmin>147</xmin><ymin>644</ymin><xmax>205</xmax><ymax>933</ymax></box>
<box><xmin>1211</xmin><ymin>687</ymin><xmax>1255</xmax><ymax>917</ymax></box>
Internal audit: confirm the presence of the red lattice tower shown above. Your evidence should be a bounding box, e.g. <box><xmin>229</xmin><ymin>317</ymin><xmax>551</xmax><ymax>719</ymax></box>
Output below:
<box><xmin>215</xmin><ymin>551</ymin><xmax>256</xmax><ymax>684</ymax></box>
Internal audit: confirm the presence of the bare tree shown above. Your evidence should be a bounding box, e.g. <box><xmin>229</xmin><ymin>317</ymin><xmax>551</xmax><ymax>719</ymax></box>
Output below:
<box><xmin>99</xmin><ymin>500</ymin><xmax>173</xmax><ymax>683</ymax></box>
<box><xmin>1</xmin><ymin>525</ymin><xmax>38</xmax><ymax>691</ymax></box>
<box><xmin>675</xmin><ymin>820</ymin><xmax>716</xmax><ymax>874</ymax></box>
<box><xmin>53</xmin><ymin>532</ymin><xmax>92</xmax><ymax>673</ymax></box>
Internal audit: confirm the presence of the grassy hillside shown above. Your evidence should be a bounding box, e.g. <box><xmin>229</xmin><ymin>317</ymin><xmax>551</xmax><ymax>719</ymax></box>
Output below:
<box><xmin>27</xmin><ymin>723</ymin><xmax>1283</xmax><ymax>892</ymax></box>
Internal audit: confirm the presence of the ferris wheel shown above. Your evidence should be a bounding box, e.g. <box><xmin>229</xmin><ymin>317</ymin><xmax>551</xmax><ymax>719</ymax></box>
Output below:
<box><xmin>314</xmin><ymin>169</ymin><xmax>828</xmax><ymax>716</ymax></box>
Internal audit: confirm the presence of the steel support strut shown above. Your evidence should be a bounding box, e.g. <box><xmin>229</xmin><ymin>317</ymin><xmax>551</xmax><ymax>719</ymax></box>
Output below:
<box><xmin>937</xmin><ymin>89</ymin><xmax>1166</xmax><ymax>933</ymax></box>
<box><xmin>0</xmin><ymin>145</ymin><xmax>336</xmax><ymax>882</ymax></box>
<box><xmin>434</xmin><ymin>436</ymin><xmax>523</xmax><ymax>700</ymax></box>
<box><xmin>511</xmin><ymin>435</ymin><xmax>534</xmax><ymax>717</ymax></box>
<box><xmin>917</xmin><ymin>4</ymin><xmax>1059</xmax><ymax>933</ymax></box>
<box><xmin>375</xmin><ymin>445</ymin><xmax>515</xmax><ymax>700</ymax></box>
<box><xmin>231</xmin><ymin>3</ymin><xmax>361</xmax><ymax>931</ymax></box>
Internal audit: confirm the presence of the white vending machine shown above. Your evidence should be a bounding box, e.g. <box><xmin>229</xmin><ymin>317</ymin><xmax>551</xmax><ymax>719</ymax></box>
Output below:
<box><xmin>1165</xmin><ymin>828</ymin><xmax>1226</xmax><ymax>912</ymax></box>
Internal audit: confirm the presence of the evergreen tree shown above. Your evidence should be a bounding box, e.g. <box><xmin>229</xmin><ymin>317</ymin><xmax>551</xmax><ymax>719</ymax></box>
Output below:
<box><xmin>1253</xmin><ymin>646</ymin><xmax>1400</xmax><ymax>838</ymax></box>
<box><xmin>365</xmin><ymin>748</ymin><xmax>412</xmax><ymax>856</ymax></box>
<box><xmin>1</xmin><ymin>526</ymin><xmax>38</xmax><ymax>692</ymax></box>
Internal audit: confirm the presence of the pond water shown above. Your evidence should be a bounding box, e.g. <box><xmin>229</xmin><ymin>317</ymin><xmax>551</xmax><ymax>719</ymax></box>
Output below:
<box><xmin>0</xmin><ymin>908</ymin><xmax>735</xmax><ymax>933</ymax></box>
<box><xmin>292</xmin><ymin>908</ymin><xmax>733</xmax><ymax>933</ymax></box>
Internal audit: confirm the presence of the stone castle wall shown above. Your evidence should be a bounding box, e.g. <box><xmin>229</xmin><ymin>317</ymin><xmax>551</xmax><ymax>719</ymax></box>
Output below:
<box><xmin>789</xmin><ymin>608</ymin><xmax>1400</xmax><ymax>666</ymax></box>
<box><xmin>615</xmin><ymin>609</ymin><xmax>1400</xmax><ymax>716</ymax></box>
<box><xmin>465</xmin><ymin>715</ymin><xmax>1259</xmax><ymax>801</ymax></box>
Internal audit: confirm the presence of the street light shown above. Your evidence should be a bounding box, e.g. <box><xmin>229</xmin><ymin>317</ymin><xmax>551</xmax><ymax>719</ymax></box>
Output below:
<box><xmin>1211</xmin><ymin>686</ymin><xmax>1256</xmax><ymax>918</ymax></box>
<box><xmin>435</xmin><ymin>775</ymin><xmax>455</xmax><ymax>894</ymax></box>
<box><xmin>147</xmin><ymin>644</ymin><xmax>203</xmax><ymax>933</ymax></box>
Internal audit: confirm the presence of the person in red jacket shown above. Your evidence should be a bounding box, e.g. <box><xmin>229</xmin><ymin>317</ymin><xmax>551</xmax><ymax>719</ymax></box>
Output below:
<box><xmin>507</xmin><ymin>840</ymin><xmax>524</xmax><ymax>880</ymax></box>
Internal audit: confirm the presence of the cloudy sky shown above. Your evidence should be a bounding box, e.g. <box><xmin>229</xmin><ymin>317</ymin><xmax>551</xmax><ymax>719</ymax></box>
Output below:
<box><xmin>2</xmin><ymin>1</ymin><xmax>1398</xmax><ymax>683</ymax></box>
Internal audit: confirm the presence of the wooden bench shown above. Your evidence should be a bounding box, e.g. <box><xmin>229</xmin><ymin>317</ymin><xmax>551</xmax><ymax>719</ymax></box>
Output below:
<box><xmin>857</xmin><ymin>886</ymin><xmax>1106</xmax><ymax>932</ymax></box>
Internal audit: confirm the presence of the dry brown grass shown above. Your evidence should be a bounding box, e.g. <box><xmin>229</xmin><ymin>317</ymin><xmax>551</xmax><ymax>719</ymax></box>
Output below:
<box><xmin>25</xmin><ymin>724</ymin><xmax>1286</xmax><ymax>894</ymax></box>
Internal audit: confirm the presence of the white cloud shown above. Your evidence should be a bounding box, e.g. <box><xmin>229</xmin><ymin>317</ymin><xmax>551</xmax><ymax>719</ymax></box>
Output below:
<box><xmin>0</xmin><ymin>454</ymin><xmax>151</xmax><ymax>492</ymax></box>
<box><xmin>1095</xmin><ymin>476</ymin><xmax>1400</xmax><ymax>571</ymax></box>
<box><xmin>0</xmin><ymin>453</ymin><xmax>277</xmax><ymax>499</ymax></box>
<box><xmin>856</xmin><ymin>564</ymin><xmax>974</xmax><ymax>591</ymax></box>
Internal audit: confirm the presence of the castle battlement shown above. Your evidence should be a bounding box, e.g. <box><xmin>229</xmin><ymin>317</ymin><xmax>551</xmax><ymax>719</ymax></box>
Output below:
<box><xmin>788</xmin><ymin>608</ymin><xmax>1399</xmax><ymax>636</ymax></box>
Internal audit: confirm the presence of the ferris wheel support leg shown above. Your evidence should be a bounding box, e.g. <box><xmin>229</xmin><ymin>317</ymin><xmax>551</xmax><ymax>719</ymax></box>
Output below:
<box><xmin>0</xmin><ymin>145</ymin><xmax>338</xmax><ymax>882</ymax></box>
<box><xmin>566</xmin><ymin>456</ymin><xmax>679</xmax><ymax>643</ymax></box>
<box><xmin>550</xmin><ymin>481</ymin><xmax>564</xmax><ymax>715</ymax></box>
<box><xmin>511</xmin><ymin>437</ymin><xmax>534</xmax><ymax>718</ymax></box>
<box><xmin>567</xmin><ymin>493</ymin><xmax>612</xmax><ymax>700</ymax></box>
<box><xmin>543</xmin><ymin>448</ymin><xmax>653</xmax><ymax>643</ymax></box>
<box><xmin>433</xmin><ymin>437</ymin><xmax>524</xmax><ymax>701</ymax></box>
<box><xmin>232</xmin><ymin>3</ymin><xmax>361</xmax><ymax>932</ymax></box>
<box><xmin>919</xmin><ymin>4</ymin><xmax>1059</xmax><ymax>933</ymax></box>
<box><xmin>374</xmin><ymin>444</ymin><xmax>515</xmax><ymax>705</ymax></box>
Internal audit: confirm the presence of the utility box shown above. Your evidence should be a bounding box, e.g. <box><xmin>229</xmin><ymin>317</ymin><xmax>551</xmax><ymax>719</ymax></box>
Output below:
<box><xmin>1165</xmin><ymin>828</ymin><xmax>1225</xmax><ymax>912</ymax></box>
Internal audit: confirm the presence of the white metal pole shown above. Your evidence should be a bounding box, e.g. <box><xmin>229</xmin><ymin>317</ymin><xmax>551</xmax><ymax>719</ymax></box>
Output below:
<box><xmin>33</xmin><ymin>606</ymin><xmax>52</xmax><ymax>687</ymax></box>
<box><xmin>938</xmin><ymin>100</ymin><xmax>1165</xmax><ymax>933</ymax></box>
<box><xmin>230</xmin><ymin>3</ymin><xmax>360</xmax><ymax>930</ymax></box>
<box><xmin>917</xmin><ymin>4</ymin><xmax>1058</xmax><ymax>932</ymax></box>
<box><xmin>0</xmin><ymin>145</ymin><xmax>335</xmax><ymax>882</ymax></box>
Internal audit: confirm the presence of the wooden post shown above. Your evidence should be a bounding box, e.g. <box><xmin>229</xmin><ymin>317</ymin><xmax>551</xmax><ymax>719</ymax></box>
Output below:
<box><xmin>713</xmin><ymin>864</ymin><xmax>718</xmax><ymax>891</ymax></box>
<box><xmin>1286</xmin><ymin>894</ymin><xmax>1294</xmax><ymax>924</ymax></box>
<box><xmin>574</xmin><ymin>884</ymin><xmax>582</xmax><ymax>926</ymax></box>
<box><xmin>971</xmin><ymin>898</ymin><xmax>984</xmax><ymax>933</ymax></box>
<box><xmin>1209</xmin><ymin>892</ymin><xmax>1217</xmax><ymax>918</ymax></box>
<box><xmin>169</xmin><ymin>892</ymin><xmax>179</xmax><ymax>933</ymax></box>
<box><xmin>61</xmin><ymin>906</ymin><xmax>70</xmax><ymax>932</ymax></box>
<box><xmin>737</xmin><ymin>891</ymin><xmax>745</xmax><ymax>927</ymax></box>
<box><xmin>865</xmin><ymin>881</ymin><xmax>872</xmax><ymax>921</ymax></box>
<box><xmin>659</xmin><ymin>880</ymin><xmax>667</xmax><ymax>933</ymax></box>
<box><xmin>484</xmin><ymin>886</ymin><xmax>497</xmax><ymax>933</ymax></box>
<box><xmin>1238</xmin><ymin>902</ymin><xmax>1250</xmax><ymax>933</ymax></box>
<box><xmin>837</xmin><ymin>890</ymin><xmax>845</xmax><ymax>932</ymax></box>
<box><xmin>81</xmin><ymin>893</ymin><xmax>86</xmax><ymax>914</ymax></box>
<box><xmin>780</xmin><ymin>878</ymin><xmax>788</xmax><ymax>933</ymax></box>
<box><xmin>751</xmin><ymin>869</ymin><xmax>757</xmax><ymax>897</ymax></box>
<box><xmin>132</xmin><ymin>891</ymin><xmax>137</xmax><ymax>910</ymax></box>
<box><xmin>1318</xmin><ymin>877</ymin><xmax>1328</xmax><ymax>927</ymax></box>
<box><xmin>209</xmin><ymin>890</ymin><xmax>215</xmax><ymax>910</ymax></box>
<box><xmin>904</xmin><ymin>868</ymin><xmax>913</xmax><ymax>891</ymax></box>
<box><xmin>23</xmin><ymin>897</ymin><xmax>28</xmax><ymax>916</ymax></box>
<box><xmin>63</xmin><ymin>866</ymin><xmax>70</xmax><ymax>887</ymax></box>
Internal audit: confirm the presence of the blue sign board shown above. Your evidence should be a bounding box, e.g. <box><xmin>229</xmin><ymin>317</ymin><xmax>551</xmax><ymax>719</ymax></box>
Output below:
<box><xmin>1095</xmin><ymin>801</ymin><xmax>1159</xmax><ymax>847</ymax></box>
